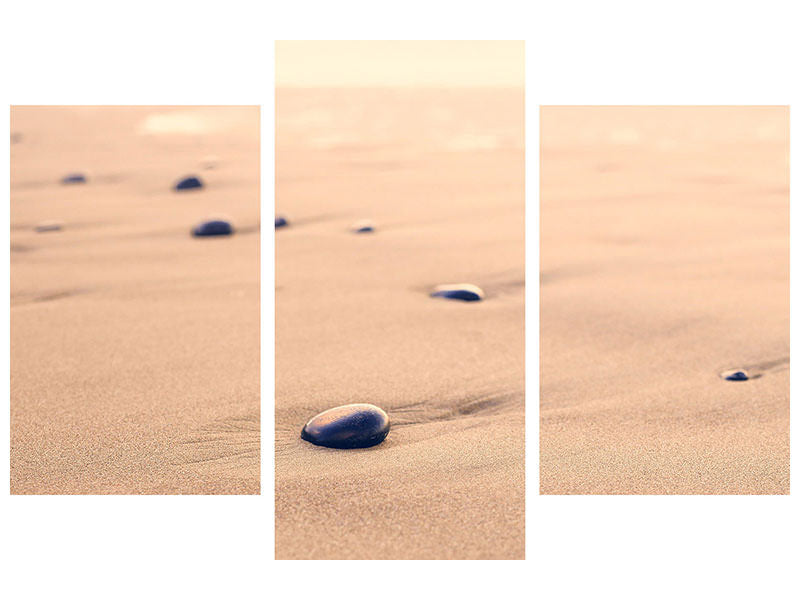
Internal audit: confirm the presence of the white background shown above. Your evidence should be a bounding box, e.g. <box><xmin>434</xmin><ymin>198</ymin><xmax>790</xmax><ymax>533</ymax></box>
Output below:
<box><xmin>1</xmin><ymin>1</ymin><xmax>797</xmax><ymax>598</ymax></box>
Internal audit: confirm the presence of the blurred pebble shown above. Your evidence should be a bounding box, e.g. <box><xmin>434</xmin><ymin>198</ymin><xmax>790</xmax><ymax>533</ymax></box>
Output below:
<box><xmin>34</xmin><ymin>221</ymin><xmax>63</xmax><ymax>233</ymax></box>
<box><xmin>61</xmin><ymin>173</ymin><xmax>87</xmax><ymax>184</ymax></box>
<box><xmin>351</xmin><ymin>219</ymin><xmax>375</xmax><ymax>233</ymax></box>
<box><xmin>430</xmin><ymin>283</ymin><xmax>485</xmax><ymax>302</ymax></box>
<box><xmin>200</xmin><ymin>155</ymin><xmax>219</xmax><ymax>170</ymax></box>
<box><xmin>721</xmin><ymin>370</ymin><xmax>749</xmax><ymax>381</ymax></box>
<box><xmin>192</xmin><ymin>219</ymin><xmax>233</xmax><ymax>237</ymax></box>
<box><xmin>174</xmin><ymin>175</ymin><xmax>204</xmax><ymax>191</ymax></box>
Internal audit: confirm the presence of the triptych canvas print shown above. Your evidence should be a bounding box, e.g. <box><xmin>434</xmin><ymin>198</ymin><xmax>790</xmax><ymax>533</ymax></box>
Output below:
<box><xmin>7</xmin><ymin>41</ymin><xmax>790</xmax><ymax>561</ymax></box>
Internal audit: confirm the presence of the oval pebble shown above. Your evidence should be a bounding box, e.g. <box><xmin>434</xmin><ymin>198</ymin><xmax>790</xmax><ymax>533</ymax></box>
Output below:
<box><xmin>192</xmin><ymin>219</ymin><xmax>233</xmax><ymax>237</ymax></box>
<box><xmin>351</xmin><ymin>219</ymin><xmax>375</xmax><ymax>233</ymax></box>
<box><xmin>61</xmin><ymin>173</ymin><xmax>87</xmax><ymax>184</ymax></box>
<box><xmin>430</xmin><ymin>283</ymin><xmax>485</xmax><ymax>302</ymax></box>
<box><xmin>721</xmin><ymin>369</ymin><xmax>749</xmax><ymax>381</ymax></box>
<box><xmin>174</xmin><ymin>176</ymin><xmax>204</xmax><ymax>191</ymax></box>
<box><xmin>275</xmin><ymin>215</ymin><xmax>289</xmax><ymax>228</ymax></box>
<box><xmin>35</xmin><ymin>221</ymin><xmax>63</xmax><ymax>233</ymax></box>
<box><xmin>301</xmin><ymin>403</ymin><xmax>390</xmax><ymax>449</ymax></box>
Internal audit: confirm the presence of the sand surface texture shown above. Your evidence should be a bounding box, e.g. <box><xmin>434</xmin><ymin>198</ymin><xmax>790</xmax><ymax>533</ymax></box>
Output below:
<box><xmin>11</xmin><ymin>106</ymin><xmax>260</xmax><ymax>494</ymax></box>
<box><xmin>541</xmin><ymin>107</ymin><xmax>789</xmax><ymax>494</ymax></box>
<box><xmin>276</xmin><ymin>88</ymin><xmax>525</xmax><ymax>559</ymax></box>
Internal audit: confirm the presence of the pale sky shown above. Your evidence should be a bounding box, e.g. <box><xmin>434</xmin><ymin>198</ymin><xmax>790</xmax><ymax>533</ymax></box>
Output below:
<box><xmin>276</xmin><ymin>41</ymin><xmax>524</xmax><ymax>87</ymax></box>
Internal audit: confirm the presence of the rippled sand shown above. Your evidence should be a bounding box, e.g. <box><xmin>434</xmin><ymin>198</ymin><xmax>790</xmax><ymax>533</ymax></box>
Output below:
<box><xmin>10</xmin><ymin>106</ymin><xmax>260</xmax><ymax>494</ymax></box>
<box><xmin>276</xmin><ymin>88</ymin><xmax>525</xmax><ymax>558</ymax></box>
<box><xmin>540</xmin><ymin>106</ymin><xmax>789</xmax><ymax>495</ymax></box>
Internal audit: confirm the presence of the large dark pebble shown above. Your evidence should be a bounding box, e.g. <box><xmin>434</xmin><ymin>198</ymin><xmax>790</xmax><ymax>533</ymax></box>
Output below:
<box><xmin>301</xmin><ymin>403</ymin><xmax>390</xmax><ymax>449</ymax></box>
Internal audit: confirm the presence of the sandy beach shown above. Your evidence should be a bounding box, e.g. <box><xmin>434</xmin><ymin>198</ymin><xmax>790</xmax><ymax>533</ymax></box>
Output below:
<box><xmin>275</xmin><ymin>87</ymin><xmax>525</xmax><ymax>558</ymax></box>
<box><xmin>540</xmin><ymin>106</ymin><xmax>789</xmax><ymax>495</ymax></box>
<box><xmin>10</xmin><ymin>106</ymin><xmax>260</xmax><ymax>494</ymax></box>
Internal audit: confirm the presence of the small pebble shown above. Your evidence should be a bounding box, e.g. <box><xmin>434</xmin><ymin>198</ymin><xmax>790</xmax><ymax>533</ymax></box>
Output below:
<box><xmin>34</xmin><ymin>221</ymin><xmax>63</xmax><ymax>233</ymax></box>
<box><xmin>61</xmin><ymin>173</ymin><xmax>87</xmax><ymax>184</ymax></box>
<box><xmin>200</xmin><ymin>155</ymin><xmax>219</xmax><ymax>170</ymax></box>
<box><xmin>351</xmin><ymin>219</ymin><xmax>375</xmax><ymax>233</ymax></box>
<box><xmin>721</xmin><ymin>370</ymin><xmax>749</xmax><ymax>381</ymax></box>
<box><xmin>192</xmin><ymin>219</ymin><xmax>233</xmax><ymax>237</ymax></box>
<box><xmin>275</xmin><ymin>215</ymin><xmax>289</xmax><ymax>228</ymax></box>
<box><xmin>174</xmin><ymin>176</ymin><xmax>204</xmax><ymax>191</ymax></box>
<box><xmin>430</xmin><ymin>283</ymin><xmax>485</xmax><ymax>302</ymax></box>
<box><xmin>301</xmin><ymin>403</ymin><xmax>390</xmax><ymax>449</ymax></box>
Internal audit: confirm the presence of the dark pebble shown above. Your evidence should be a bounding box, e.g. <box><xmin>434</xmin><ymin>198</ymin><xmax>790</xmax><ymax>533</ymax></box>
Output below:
<box><xmin>301</xmin><ymin>403</ymin><xmax>390</xmax><ymax>449</ymax></box>
<box><xmin>430</xmin><ymin>283</ymin><xmax>485</xmax><ymax>302</ymax></box>
<box><xmin>174</xmin><ymin>176</ymin><xmax>204</xmax><ymax>191</ymax></box>
<box><xmin>352</xmin><ymin>219</ymin><xmax>375</xmax><ymax>233</ymax></box>
<box><xmin>192</xmin><ymin>219</ymin><xmax>233</xmax><ymax>237</ymax></box>
<box><xmin>722</xmin><ymin>370</ymin><xmax>749</xmax><ymax>381</ymax></box>
<box><xmin>275</xmin><ymin>215</ymin><xmax>289</xmax><ymax>228</ymax></box>
<box><xmin>61</xmin><ymin>173</ymin><xmax>87</xmax><ymax>184</ymax></box>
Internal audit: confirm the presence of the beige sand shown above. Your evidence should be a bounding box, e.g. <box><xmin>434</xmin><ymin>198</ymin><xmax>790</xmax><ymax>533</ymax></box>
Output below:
<box><xmin>540</xmin><ymin>106</ymin><xmax>789</xmax><ymax>495</ymax></box>
<box><xmin>10</xmin><ymin>106</ymin><xmax>260</xmax><ymax>494</ymax></box>
<box><xmin>275</xmin><ymin>88</ymin><xmax>525</xmax><ymax>558</ymax></box>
